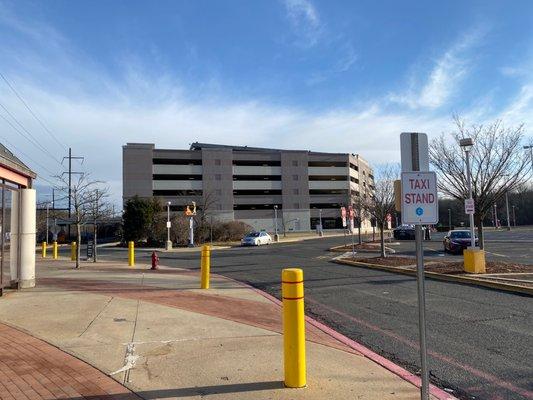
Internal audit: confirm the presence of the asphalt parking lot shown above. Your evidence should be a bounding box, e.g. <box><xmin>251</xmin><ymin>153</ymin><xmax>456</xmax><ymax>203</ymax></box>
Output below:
<box><xmin>385</xmin><ymin>226</ymin><xmax>533</xmax><ymax>264</ymax></box>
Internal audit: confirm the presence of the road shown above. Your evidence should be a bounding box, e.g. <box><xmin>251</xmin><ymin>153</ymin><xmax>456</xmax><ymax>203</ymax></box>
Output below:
<box><xmin>388</xmin><ymin>227</ymin><xmax>533</xmax><ymax>264</ymax></box>
<box><xmin>89</xmin><ymin>234</ymin><xmax>533</xmax><ymax>400</ymax></box>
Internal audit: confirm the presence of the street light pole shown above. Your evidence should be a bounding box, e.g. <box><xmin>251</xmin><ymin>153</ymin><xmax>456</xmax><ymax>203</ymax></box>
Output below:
<box><xmin>318</xmin><ymin>208</ymin><xmax>323</xmax><ymax>236</ymax></box>
<box><xmin>524</xmin><ymin>145</ymin><xmax>533</xmax><ymax>172</ymax></box>
<box><xmin>274</xmin><ymin>205</ymin><xmax>279</xmax><ymax>242</ymax></box>
<box><xmin>505</xmin><ymin>192</ymin><xmax>511</xmax><ymax>231</ymax></box>
<box><xmin>166</xmin><ymin>201</ymin><xmax>172</xmax><ymax>250</ymax></box>
<box><xmin>461</xmin><ymin>140</ymin><xmax>476</xmax><ymax>250</ymax></box>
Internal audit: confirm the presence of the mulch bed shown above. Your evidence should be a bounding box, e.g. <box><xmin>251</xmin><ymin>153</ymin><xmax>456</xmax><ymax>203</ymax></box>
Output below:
<box><xmin>425</xmin><ymin>261</ymin><xmax>533</xmax><ymax>275</ymax></box>
<box><xmin>345</xmin><ymin>256</ymin><xmax>533</xmax><ymax>275</ymax></box>
<box><xmin>350</xmin><ymin>256</ymin><xmax>418</xmax><ymax>267</ymax></box>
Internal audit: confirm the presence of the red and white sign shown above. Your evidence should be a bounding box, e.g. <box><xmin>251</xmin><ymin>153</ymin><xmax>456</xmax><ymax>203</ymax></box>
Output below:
<box><xmin>400</xmin><ymin>172</ymin><xmax>438</xmax><ymax>224</ymax></box>
<box><xmin>340</xmin><ymin>207</ymin><xmax>347</xmax><ymax>227</ymax></box>
<box><xmin>464</xmin><ymin>199</ymin><xmax>475</xmax><ymax>215</ymax></box>
<box><xmin>348</xmin><ymin>206</ymin><xmax>355</xmax><ymax>229</ymax></box>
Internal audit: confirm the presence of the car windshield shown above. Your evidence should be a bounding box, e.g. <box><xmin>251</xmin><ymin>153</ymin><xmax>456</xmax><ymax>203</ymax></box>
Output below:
<box><xmin>450</xmin><ymin>231</ymin><xmax>471</xmax><ymax>239</ymax></box>
<box><xmin>246</xmin><ymin>232</ymin><xmax>261</xmax><ymax>238</ymax></box>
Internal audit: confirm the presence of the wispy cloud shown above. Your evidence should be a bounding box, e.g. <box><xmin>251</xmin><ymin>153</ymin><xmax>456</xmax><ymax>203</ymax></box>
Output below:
<box><xmin>1</xmin><ymin>4</ymin><xmax>532</xmax><ymax>208</ymax></box>
<box><xmin>306</xmin><ymin>43</ymin><xmax>358</xmax><ymax>85</ymax></box>
<box><xmin>388</xmin><ymin>28</ymin><xmax>486</xmax><ymax>110</ymax></box>
<box><xmin>282</xmin><ymin>0</ymin><xmax>322</xmax><ymax>47</ymax></box>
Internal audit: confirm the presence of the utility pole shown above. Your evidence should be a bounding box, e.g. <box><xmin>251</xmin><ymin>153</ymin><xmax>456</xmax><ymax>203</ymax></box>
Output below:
<box><xmin>62</xmin><ymin>147</ymin><xmax>84</xmax><ymax>241</ymax></box>
<box><xmin>46</xmin><ymin>202</ymin><xmax>50</xmax><ymax>243</ymax></box>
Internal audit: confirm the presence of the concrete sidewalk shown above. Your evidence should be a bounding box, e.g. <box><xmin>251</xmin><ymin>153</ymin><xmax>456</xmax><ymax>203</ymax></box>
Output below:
<box><xmin>0</xmin><ymin>258</ymin><xmax>453</xmax><ymax>399</ymax></box>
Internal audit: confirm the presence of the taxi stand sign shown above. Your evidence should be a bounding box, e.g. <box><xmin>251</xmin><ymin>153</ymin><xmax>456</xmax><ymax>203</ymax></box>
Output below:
<box><xmin>400</xmin><ymin>171</ymin><xmax>438</xmax><ymax>225</ymax></box>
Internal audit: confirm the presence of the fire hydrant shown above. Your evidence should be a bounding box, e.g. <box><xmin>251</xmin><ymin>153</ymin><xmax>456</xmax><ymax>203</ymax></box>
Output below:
<box><xmin>151</xmin><ymin>251</ymin><xmax>159</xmax><ymax>270</ymax></box>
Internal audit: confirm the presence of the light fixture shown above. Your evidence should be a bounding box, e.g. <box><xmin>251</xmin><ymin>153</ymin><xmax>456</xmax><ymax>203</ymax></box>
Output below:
<box><xmin>459</xmin><ymin>137</ymin><xmax>474</xmax><ymax>151</ymax></box>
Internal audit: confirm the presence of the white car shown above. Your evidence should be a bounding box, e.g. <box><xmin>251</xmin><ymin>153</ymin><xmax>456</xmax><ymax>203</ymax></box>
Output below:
<box><xmin>241</xmin><ymin>231</ymin><xmax>272</xmax><ymax>246</ymax></box>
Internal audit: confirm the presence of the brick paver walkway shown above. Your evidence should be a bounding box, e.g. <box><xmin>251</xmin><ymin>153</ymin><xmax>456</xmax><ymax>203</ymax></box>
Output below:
<box><xmin>37</xmin><ymin>276</ymin><xmax>360</xmax><ymax>354</ymax></box>
<box><xmin>0</xmin><ymin>323</ymin><xmax>139</xmax><ymax>400</ymax></box>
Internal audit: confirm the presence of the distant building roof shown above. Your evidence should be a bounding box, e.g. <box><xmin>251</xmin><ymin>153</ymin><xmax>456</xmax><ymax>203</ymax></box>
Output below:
<box><xmin>0</xmin><ymin>143</ymin><xmax>37</xmax><ymax>179</ymax></box>
<box><xmin>189</xmin><ymin>142</ymin><xmax>348</xmax><ymax>156</ymax></box>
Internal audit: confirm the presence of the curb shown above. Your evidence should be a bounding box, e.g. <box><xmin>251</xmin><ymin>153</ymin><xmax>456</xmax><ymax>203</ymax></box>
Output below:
<box><xmin>215</xmin><ymin>273</ymin><xmax>457</xmax><ymax>400</ymax></box>
<box><xmin>333</xmin><ymin>259</ymin><xmax>533</xmax><ymax>296</ymax></box>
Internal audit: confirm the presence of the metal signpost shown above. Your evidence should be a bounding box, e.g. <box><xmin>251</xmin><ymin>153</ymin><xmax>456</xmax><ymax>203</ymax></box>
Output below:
<box><xmin>349</xmin><ymin>206</ymin><xmax>355</xmax><ymax>257</ymax></box>
<box><xmin>400</xmin><ymin>132</ymin><xmax>438</xmax><ymax>400</ymax></box>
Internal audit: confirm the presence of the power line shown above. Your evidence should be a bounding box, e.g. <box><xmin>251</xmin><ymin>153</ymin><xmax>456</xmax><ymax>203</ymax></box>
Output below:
<box><xmin>0</xmin><ymin>71</ymin><xmax>68</xmax><ymax>151</ymax></box>
<box><xmin>0</xmin><ymin>134</ymin><xmax>59</xmax><ymax>178</ymax></box>
<box><xmin>0</xmin><ymin>102</ymin><xmax>63</xmax><ymax>166</ymax></box>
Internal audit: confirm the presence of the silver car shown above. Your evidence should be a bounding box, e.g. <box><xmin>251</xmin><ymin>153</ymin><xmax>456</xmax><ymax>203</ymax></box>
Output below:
<box><xmin>241</xmin><ymin>231</ymin><xmax>273</xmax><ymax>246</ymax></box>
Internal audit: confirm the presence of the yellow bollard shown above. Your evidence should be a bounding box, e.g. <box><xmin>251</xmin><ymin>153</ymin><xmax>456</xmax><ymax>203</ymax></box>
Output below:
<box><xmin>128</xmin><ymin>241</ymin><xmax>135</xmax><ymax>267</ymax></box>
<box><xmin>41</xmin><ymin>242</ymin><xmax>47</xmax><ymax>258</ymax></box>
<box><xmin>52</xmin><ymin>241</ymin><xmax>58</xmax><ymax>259</ymax></box>
<box><xmin>200</xmin><ymin>245</ymin><xmax>211</xmax><ymax>289</ymax></box>
<box><xmin>282</xmin><ymin>268</ymin><xmax>306</xmax><ymax>388</ymax></box>
<box><xmin>71</xmin><ymin>242</ymin><xmax>76</xmax><ymax>261</ymax></box>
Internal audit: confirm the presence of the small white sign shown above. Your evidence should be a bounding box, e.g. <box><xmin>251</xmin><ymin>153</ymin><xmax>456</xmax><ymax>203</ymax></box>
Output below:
<box><xmin>464</xmin><ymin>199</ymin><xmax>475</xmax><ymax>215</ymax></box>
<box><xmin>401</xmin><ymin>171</ymin><xmax>438</xmax><ymax>224</ymax></box>
<box><xmin>166</xmin><ymin>221</ymin><xmax>171</xmax><ymax>228</ymax></box>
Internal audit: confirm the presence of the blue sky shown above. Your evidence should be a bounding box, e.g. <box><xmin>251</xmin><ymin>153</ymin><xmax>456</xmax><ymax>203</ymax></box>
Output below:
<box><xmin>0</xmin><ymin>0</ymin><xmax>532</xmax><ymax>205</ymax></box>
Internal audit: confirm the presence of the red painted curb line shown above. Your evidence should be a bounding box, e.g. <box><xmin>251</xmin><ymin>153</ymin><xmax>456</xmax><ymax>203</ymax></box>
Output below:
<box><xmin>215</xmin><ymin>272</ymin><xmax>457</xmax><ymax>400</ymax></box>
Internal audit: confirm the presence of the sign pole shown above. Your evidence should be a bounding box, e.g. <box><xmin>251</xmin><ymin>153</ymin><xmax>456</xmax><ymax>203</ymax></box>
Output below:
<box><xmin>351</xmin><ymin>219</ymin><xmax>355</xmax><ymax>258</ymax></box>
<box><xmin>401</xmin><ymin>132</ymin><xmax>430</xmax><ymax>400</ymax></box>
<box><xmin>415</xmin><ymin>224</ymin><xmax>429</xmax><ymax>400</ymax></box>
<box><xmin>413</xmin><ymin>136</ymin><xmax>429</xmax><ymax>400</ymax></box>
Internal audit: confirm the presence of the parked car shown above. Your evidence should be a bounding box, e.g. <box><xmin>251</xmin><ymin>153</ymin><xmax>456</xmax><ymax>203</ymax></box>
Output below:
<box><xmin>393</xmin><ymin>224</ymin><xmax>416</xmax><ymax>240</ymax></box>
<box><xmin>443</xmin><ymin>230</ymin><xmax>479</xmax><ymax>254</ymax></box>
<box><xmin>393</xmin><ymin>224</ymin><xmax>430</xmax><ymax>240</ymax></box>
<box><xmin>241</xmin><ymin>231</ymin><xmax>272</xmax><ymax>246</ymax></box>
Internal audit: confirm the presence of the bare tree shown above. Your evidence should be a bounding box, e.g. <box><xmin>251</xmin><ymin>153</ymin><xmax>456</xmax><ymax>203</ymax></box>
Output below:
<box><xmin>430</xmin><ymin>117</ymin><xmax>530</xmax><ymax>248</ymax></box>
<box><xmin>354</xmin><ymin>164</ymin><xmax>398</xmax><ymax>257</ymax></box>
<box><xmin>56</xmin><ymin>173</ymin><xmax>107</xmax><ymax>268</ymax></box>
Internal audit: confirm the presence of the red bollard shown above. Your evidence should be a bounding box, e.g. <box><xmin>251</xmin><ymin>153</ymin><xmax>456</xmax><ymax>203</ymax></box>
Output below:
<box><xmin>151</xmin><ymin>251</ymin><xmax>159</xmax><ymax>270</ymax></box>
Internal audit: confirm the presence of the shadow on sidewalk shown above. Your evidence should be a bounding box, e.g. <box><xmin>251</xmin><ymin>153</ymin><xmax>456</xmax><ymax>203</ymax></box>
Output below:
<box><xmin>71</xmin><ymin>381</ymin><xmax>285</xmax><ymax>399</ymax></box>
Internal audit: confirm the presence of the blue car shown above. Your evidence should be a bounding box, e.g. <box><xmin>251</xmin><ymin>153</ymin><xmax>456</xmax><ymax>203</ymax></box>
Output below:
<box><xmin>443</xmin><ymin>230</ymin><xmax>479</xmax><ymax>254</ymax></box>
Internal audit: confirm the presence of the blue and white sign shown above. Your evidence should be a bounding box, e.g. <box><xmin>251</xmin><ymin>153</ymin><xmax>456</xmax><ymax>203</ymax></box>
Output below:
<box><xmin>401</xmin><ymin>171</ymin><xmax>438</xmax><ymax>224</ymax></box>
